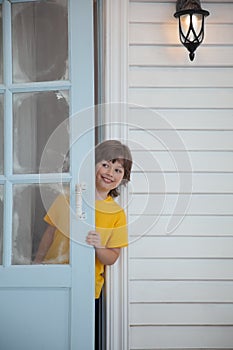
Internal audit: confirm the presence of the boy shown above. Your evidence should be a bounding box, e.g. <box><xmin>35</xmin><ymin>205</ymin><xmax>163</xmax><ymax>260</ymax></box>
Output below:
<box><xmin>34</xmin><ymin>140</ymin><xmax>132</xmax><ymax>300</ymax></box>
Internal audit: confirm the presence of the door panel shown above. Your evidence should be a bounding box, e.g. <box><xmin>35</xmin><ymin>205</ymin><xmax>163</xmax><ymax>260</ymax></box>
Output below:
<box><xmin>13</xmin><ymin>91</ymin><xmax>69</xmax><ymax>174</ymax></box>
<box><xmin>12</xmin><ymin>183</ymin><xmax>70</xmax><ymax>265</ymax></box>
<box><xmin>12</xmin><ymin>1</ymin><xmax>68</xmax><ymax>83</ymax></box>
<box><xmin>0</xmin><ymin>185</ymin><xmax>3</xmax><ymax>264</ymax></box>
<box><xmin>0</xmin><ymin>3</ymin><xmax>2</xmax><ymax>83</ymax></box>
<box><xmin>0</xmin><ymin>0</ymin><xmax>95</xmax><ymax>349</ymax></box>
<box><xmin>0</xmin><ymin>288</ymin><xmax>70</xmax><ymax>350</ymax></box>
<box><xmin>0</xmin><ymin>94</ymin><xmax>3</xmax><ymax>174</ymax></box>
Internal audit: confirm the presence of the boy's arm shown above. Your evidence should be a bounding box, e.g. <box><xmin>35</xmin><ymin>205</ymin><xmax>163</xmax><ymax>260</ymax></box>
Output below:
<box><xmin>86</xmin><ymin>230</ymin><xmax>120</xmax><ymax>265</ymax></box>
<box><xmin>95</xmin><ymin>247</ymin><xmax>120</xmax><ymax>265</ymax></box>
<box><xmin>33</xmin><ymin>225</ymin><xmax>56</xmax><ymax>264</ymax></box>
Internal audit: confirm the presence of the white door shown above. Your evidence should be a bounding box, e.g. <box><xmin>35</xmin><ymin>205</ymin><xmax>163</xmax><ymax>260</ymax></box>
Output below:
<box><xmin>0</xmin><ymin>0</ymin><xmax>95</xmax><ymax>349</ymax></box>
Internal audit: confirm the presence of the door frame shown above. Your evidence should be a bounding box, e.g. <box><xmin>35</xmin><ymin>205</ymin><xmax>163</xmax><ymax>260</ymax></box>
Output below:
<box><xmin>70</xmin><ymin>1</ymin><xmax>95</xmax><ymax>348</ymax></box>
<box><xmin>103</xmin><ymin>0</ymin><xmax>129</xmax><ymax>349</ymax></box>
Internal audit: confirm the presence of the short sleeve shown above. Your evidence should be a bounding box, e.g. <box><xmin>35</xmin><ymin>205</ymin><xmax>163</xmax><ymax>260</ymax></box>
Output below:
<box><xmin>106</xmin><ymin>209</ymin><xmax>128</xmax><ymax>248</ymax></box>
<box><xmin>44</xmin><ymin>194</ymin><xmax>70</xmax><ymax>236</ymax></box>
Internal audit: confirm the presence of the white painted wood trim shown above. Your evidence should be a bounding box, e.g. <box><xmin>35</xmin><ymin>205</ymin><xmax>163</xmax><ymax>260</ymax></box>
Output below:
<box><xmin>103</xmin><ymin>1</ymin><xmax>129</xmax><ymax>349</ymax></box>
<box><xmin>104</xmin><ymin>0</ymin><xmax>128</xmax><ymax>106</ymax></box>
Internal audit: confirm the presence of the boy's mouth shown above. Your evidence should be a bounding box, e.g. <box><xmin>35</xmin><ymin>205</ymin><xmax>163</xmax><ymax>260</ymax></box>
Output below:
<box><xmin>102</xmin><ymin>176</ymin><xmax>113</xmax><ymax>184</ymax></box>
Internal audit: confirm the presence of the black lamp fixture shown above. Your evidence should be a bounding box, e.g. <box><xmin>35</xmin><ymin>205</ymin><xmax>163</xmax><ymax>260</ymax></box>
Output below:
<box><xmin>174</xmin><ymin>0</ymin><xmax>209</xmax><ymax>61</ymax></box>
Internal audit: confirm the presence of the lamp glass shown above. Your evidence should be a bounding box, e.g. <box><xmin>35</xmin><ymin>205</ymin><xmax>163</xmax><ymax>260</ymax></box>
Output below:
<box><xmin>180</xmin><ymin>13</ymin><xmax>202</xmax><ymax>42</ymax></box>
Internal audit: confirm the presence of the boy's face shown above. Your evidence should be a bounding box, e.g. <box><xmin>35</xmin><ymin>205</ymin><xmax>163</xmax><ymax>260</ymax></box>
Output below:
<box><xmin>95</xmin><ymin>159</ymin><xmax>125</xmax><ymax>196</ymax></box>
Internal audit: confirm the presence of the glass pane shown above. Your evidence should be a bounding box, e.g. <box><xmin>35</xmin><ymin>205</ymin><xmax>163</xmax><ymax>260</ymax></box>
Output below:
<box><xmin>13</xmin><ymin>90</ymin><xmax>69</xmax><ymax>174</ymax></box>
<box><xmin>0</xmin><ymin>185</ymin><xmax>3</xmax><ymax>265</ymax></box>
<box><xmin>12</xmin><ymin>183</ymin><xmax>70</xmax><ymax>265</ymax></box>
<box><xmin>12</xmin><ymin>1</ymin><xmax>68</xmax><ymax>83</ymax></box>
<box><xmin>0</xmin><ymin>95</ymin><xmax>3</xmax><ymax>174</ymax></box>
<box><xmin>0</xmin><ymin>5</ymin><xmax>3</xmax><ymax>83</ymax></box>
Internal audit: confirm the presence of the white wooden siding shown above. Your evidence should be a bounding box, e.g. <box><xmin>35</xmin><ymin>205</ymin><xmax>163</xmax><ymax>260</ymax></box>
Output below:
<box><xmin>127</xmin><ymin>1</ymin><xmax>233</xmax><ymax>349</ymax></box>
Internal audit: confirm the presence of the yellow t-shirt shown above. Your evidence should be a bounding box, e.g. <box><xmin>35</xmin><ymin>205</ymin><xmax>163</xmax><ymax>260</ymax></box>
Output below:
<box><xmin>95</xmin><ymin>196</ymin><xmax>128</xmax><ymax>298</ymax></box>
<box><xmin>43</xmin><ymin>194</ymin><xmax>128</xmax><ymax>298</ymax></box>
<box><xmin>43</xmin><ymin>194</ymin><xmax>70</xmax><ymax>264</ymax></box>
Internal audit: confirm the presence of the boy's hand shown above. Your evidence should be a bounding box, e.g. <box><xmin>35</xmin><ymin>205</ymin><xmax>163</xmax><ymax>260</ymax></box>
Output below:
<box><xmin>86</xmin><ymin>231</ymin><xmax>103</xmax><ymax>248</ymax></box>
<box><xmin>86</xmin><ymin>231</ymin><xmax>120</xmax><ymax>265</ymax></box>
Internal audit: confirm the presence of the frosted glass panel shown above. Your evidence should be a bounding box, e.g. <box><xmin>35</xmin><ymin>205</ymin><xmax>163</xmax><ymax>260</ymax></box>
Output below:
<box><xmin>0</xmin><ymin>185</ymin><xmax>3</xmax><ymax>265</ymax></box>
<box><xmin>12</xmin><ymin>1</ymin><xmax>68</xmax><ymax>83</ymax></box>
<box><xmin>12</xmin><ymin>183</ymin><xmax>69</xmax><ymax>265</ymax></box>
<box><xmin>13</xmin><ymin>91</ymin><xmax>69</xmax><ymax>174</ymax></box>
<box><xmin>0</xmin><ymin>95</ymin><xmax>3</xmax><ymax>174</ymax></box>
<box><xmin>0</xmin><ymin>5</ymin><xmax>3</xmax><ymax>83</ymax></box>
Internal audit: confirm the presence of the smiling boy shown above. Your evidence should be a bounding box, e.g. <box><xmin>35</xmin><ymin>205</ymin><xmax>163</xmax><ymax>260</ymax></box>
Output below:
<box><xmin>34</xmin><ymin>140</ymin><xmax>133</xmax><ymax>299</ymax></box>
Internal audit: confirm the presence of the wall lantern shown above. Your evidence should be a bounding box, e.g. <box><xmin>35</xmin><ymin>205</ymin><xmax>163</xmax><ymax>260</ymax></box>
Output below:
<box><xmin>174</xmin><ymin>0</ymin><xmax>209</xmax><ymax>61</ymax></box>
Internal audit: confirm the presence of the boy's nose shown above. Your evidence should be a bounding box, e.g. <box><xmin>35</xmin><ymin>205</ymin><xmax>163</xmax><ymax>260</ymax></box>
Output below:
<box><xmin>107</xmin><ymin>166</ymin><xmax>114</xmax><ymax>176</ymax></box>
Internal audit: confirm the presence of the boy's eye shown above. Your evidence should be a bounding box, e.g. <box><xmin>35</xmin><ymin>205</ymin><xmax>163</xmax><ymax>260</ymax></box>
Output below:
<box><xmin>102</xmin><ymin>162</ymin><xmax>109</xmax><ymax>168</ymax></box>
<box><xmin>115</xmin><ymin>168</ymin><xmax>123</xmax><ymax>174</ymax></box>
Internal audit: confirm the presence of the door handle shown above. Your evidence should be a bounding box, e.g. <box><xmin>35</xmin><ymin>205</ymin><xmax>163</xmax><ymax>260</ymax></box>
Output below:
<box><xmin>75</xmin><ymin>184</ymin><xmax>86</xmax><ymax>220</ymax></box>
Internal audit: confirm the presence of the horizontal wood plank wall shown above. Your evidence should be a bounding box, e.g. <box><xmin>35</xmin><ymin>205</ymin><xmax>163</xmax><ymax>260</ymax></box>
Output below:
<box><xmin>127</xmin><ymin>1</ymin><xmax>233</xmax><ymax>349</ymax></box>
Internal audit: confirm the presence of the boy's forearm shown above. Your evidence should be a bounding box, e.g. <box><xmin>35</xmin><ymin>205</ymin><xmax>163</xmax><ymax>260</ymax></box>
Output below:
<box><xmin>95</xmin><ymin>247</ymin><xmax>120</xmax><ymax>265</ymax></box>
<box><xmin>33</xmin><ymin>225</ymin><xmax>55</xmax><ymax>263</ymax></box>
